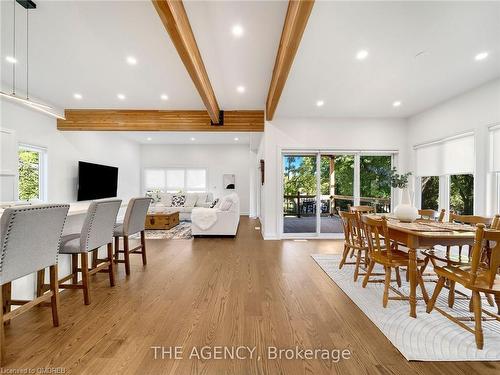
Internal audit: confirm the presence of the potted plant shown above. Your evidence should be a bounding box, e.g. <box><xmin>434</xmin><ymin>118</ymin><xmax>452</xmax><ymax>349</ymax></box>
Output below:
<box><xmin>391</xmin><ymin>168</ymin><xmax>418</xmax><ymax>222</ymax></box>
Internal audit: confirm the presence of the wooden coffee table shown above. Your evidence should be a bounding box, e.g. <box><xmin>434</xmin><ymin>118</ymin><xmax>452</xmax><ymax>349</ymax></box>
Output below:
<box><xmin>145</xmin><ymin>210</ymin><xmax>180</xmax><ymax>230</ymax></box>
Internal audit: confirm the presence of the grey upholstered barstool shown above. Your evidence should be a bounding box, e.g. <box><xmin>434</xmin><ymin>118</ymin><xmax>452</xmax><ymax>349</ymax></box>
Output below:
<box><xmin>113</xmin><ymin>197</ymin><xmax>152</xmax><ymax>275</ymax></box>
<box><xmin>39</xmin><ymin>199</ymin><xmax>121</xmax><ymax>305</ymax></box>
<box><xmin>0</xmin><ymin>204</ymin><xmax>69</xmax><ymax>365</ymax></box>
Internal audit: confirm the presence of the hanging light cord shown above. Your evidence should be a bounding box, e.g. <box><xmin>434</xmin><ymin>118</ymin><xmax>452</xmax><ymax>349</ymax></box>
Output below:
<box><xmin>12</xmin><ymin>0</ymin><xmax>16</xmax><ymax>95</ymax></box>
<box><xmin>26</xmin><ymin>5</ymin><xmax>29</xmax><ymax>100</ymax></box>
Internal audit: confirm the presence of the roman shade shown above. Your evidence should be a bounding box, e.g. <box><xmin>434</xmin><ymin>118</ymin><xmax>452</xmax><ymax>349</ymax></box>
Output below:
<box><xmin>415</xmin><ymin>132</ymin><xmax>474</xmax><ymax>176</ymax></box>
<box><xmin>490</xmin><ymin>125</ymin><xmax>500</xmax><ymax>173</ymax></box>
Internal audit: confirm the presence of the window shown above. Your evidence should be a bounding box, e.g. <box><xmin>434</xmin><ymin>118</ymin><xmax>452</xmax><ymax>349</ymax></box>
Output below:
<box><xmin>18</xmin><ymin>144</ymin><xmax>47</xmax><ymax>201</ymax></box>
<box><xmin>143</xmin><ymin>168</ymin><xmax>207</xmax><ymax>194</ymax></box>
<box><xmin>421</xmin><ymin>176</ymin><xmax>439</xmax><ymax>210</ymax></box>
<box><xmin>450</xmin><ymin>174</ymin><xmax>474</xmax><ymax>215</ymax></box>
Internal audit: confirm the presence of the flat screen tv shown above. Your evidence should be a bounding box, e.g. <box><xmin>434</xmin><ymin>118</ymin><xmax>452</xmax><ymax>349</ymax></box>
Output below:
<box><xmin>77</xmin><ymin>161</ymin><xmax>118</xmax><ymax>201</ymax></box>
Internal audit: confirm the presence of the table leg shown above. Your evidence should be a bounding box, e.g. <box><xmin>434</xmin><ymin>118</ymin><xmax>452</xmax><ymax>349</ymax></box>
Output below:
<box><xmin>408</xmin><ymin>247</ymin><xmax>417</xmax><ymax>318</ymax></box>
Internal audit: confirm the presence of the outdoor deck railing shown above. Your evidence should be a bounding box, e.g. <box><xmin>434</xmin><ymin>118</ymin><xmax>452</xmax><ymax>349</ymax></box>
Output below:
<box><xmin>283</xmin><ymin>193</ymin><xmax>391</xmax><ymax>217</ymax></box>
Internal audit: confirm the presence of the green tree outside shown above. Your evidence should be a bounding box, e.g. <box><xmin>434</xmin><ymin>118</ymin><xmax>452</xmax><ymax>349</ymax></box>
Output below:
<box><xmin>18</xmin><ymin>150</ymin><xmax>40</xmax><ymax>200</ymax></box>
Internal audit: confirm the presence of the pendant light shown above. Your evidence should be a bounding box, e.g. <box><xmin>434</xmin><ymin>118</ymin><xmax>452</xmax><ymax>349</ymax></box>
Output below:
<box><xmin>0</xmin><ymin>0</ymin><xmax>65</xmax><ymax>120</ymax></box>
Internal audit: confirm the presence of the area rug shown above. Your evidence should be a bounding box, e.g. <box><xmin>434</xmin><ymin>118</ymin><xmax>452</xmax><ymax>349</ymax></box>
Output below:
<box><xmin>131</xmin><ymin>221</ymin><xmax>192</xmax><ymax>240</ymax></box>
<box><xmin>311</xmin><ymin>254</ymin><xmax>500</xmax><ymax>361</ymax></box>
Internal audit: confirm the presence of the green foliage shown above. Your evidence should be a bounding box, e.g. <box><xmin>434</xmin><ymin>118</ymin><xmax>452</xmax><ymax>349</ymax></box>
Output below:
<box><xmin>18</xmin><ymin>150</ymin><xmax>40</xmax><ymax>200</ymax></box>
<box><xmin>421</xmin><ymin>176</ymin><xmax>439</xmax><ymax>210</ymax></box>
<box><xmin>390</xmin><ymin>168</ymin><xmax>412</xmax><ymax>189</ymax></box>
<box><xmin>359</xmin><ymin>156</ymin><xmax>392</xmax><ymax>199</ymax></box>
<box><xmin>450</xmin><ymin>174</ymin><xmax>474</xmax><ymax>215</ymax></box>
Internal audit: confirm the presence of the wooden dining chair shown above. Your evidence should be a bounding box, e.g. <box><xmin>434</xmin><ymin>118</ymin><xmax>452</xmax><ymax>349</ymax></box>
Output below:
<box><xmin>426</xmin><ymin>224</ymin><xmax>500</xmax><ymax>349</ymax></box>
<box><xmin>491</xmin><ymin>214</ymin><xmax>500</xmax><ymax>230</ymax></box>
<box><xmin>349</xmin><ymin>205</ymin><xmax>375</xmax><ymax>214</ymax></box>
<box><xmin>418</xmin><ymin>208</ymin><xmax>445</xmax><ymax>222</ymax></box>
<box><xmin>361</xmin><ymin>215</ymin><xmax>428</xmax><ymax>307</ymax></box>
<box><xmin>338</xmin><ymin>211</ymin><xmax>369</xmax><ymax>281</ymax></box>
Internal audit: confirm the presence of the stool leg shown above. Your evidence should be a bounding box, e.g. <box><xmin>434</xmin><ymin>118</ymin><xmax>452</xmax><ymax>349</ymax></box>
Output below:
<box><xmin>72</xmin><ymin>254</ymin><xmax>78</xmax><ymax>284</ymax></box>
<box><xmin>124</xmin><ymin>236</ymin><xmax>131</xmax><ymax>275</ymax></box>
<box><xmin>107</xmin><ymin>243</ymin><xmax>115</xmax><ymax>287</ymax></box>
<box><xmin>140</xmin><ymin>230</ymin><xmax>147</xmax><ymax>266</ymax></box>
<box><xmin>92</xmin><ymin>251</ymin><xmax>98</xmax><ymax>270</ymax></box>
<box><xmin>2</xmin><ymin>283</ymin><xmax>11</xmax><ymax>326</ymax></box>
<box><xmin>49</xmin><ymin>265</ymin><xmax>60</xmax><ymax>327</ymax></box>
<box><xmin>0</xmin><ymin>286</ymin><xmax>5</xmax><ymax>365</ymax></box>
<box><xmin>36</xmin><ymin>269</ymin><xmax>45</xmax><ymax>297</ymax></box>
<box><xmin>81</xmin><ymin>253</ymin><xmax>90</xmax><ymax>305</ymax></box>
<box><xmin>114</xmin><ymin>236</ymin><xmax>120</xmax><ymax>262</ymax></box>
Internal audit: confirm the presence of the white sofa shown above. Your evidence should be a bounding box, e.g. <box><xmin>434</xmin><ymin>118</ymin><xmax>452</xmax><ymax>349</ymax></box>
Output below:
<box><xmin>151</xmin><ymin>192</ymin><xmax>213</xmax><ymax>221</ymax></box>
<box><xmin>191</xmin><ymin>193</ymin><xmax>240</xmax><ymax>236</ymax></box>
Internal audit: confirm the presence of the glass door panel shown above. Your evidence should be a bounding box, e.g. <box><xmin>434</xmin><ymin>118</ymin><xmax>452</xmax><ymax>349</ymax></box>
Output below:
<box><xmin>283</xmin><ymin>154</ymin><xmax>317</xmax><ymax>233</ymax></box>
<box><xmin>421</xmin><ymin>176</ymin><xmax>439</xmax><ymax>210</ymax></box>
<box><xmin>450</xmin><ymin>174</ymin><xmax>474</xmax><ymax>215</ymax></box>
<box><xmin>360</xmin><ymin>155</ymin><xmax>392</xmax><ymax>213</ymax></box>
<box><xmin>320</xmin><ymin>154</ymin><xmax>354</xmax><ymax>233</ymax></box>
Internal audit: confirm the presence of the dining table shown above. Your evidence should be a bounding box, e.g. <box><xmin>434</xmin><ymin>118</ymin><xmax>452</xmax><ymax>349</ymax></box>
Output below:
<box><xmin>382</xmin><ymin>219</ymin><xmax>477</xmax><ymax>318</ymax></box>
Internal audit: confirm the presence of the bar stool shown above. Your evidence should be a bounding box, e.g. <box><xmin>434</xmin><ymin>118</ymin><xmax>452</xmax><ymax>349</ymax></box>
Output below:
<box><xmin>39</xmin><ymin>199</ymin><xmax>121</xmax><ymax>305</ymax></box>
<box><xmin>113</xmin><ymin>197</ymin><xmax>152</xmax><ymax>275</ymax></box>
<box><xmin>0</xmin><ymin>204</ymin><xmax>69</xmax><ymax>365</ymax></box>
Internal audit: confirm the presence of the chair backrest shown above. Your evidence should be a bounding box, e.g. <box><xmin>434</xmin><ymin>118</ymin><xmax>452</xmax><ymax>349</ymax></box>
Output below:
<box><xmin>80</xmin><ymin>199</ymin><xmax>121</xmax><ymax>251</ymax></box>
<box><xmin>469</xmin><ymin>224</ymin><xmax>500</xmax><ymax>289</ymax></box>
<box><xmin>123</xmin><ymin>197</ymin><xmax>152</xmax><ymax>235</ymax></box>
<box><xmin>349</xmin><ymin>205</ymin><xmax>375</xmax><ymax>214</ymax></box>
<box><xmin>339</xmin><ymin>211</ymin><xmax>359</xmax><ymax>247</ymax></box>
<box><xmin>0</xmin><ymin>204</ymin><xmax>69</xmax><ymax>284</ymax></box>
<box><xmin>419</xmin><ymin>208</ymin><xmax>446</xmax><ymax>222</ymax></box>
<box><xmin>361</xmin><ymin>215</ymin><xmax>392</xmax><ymax>258</ymax></box>
<box><xmin>491</xmin><ymin>214</ymin><xmax>500</xmax><ymax>230</ymax></box>
<box><xmin>449</xmin><ymin>213</ymin><xmax>492</xmax><ymax>226</ymax></box>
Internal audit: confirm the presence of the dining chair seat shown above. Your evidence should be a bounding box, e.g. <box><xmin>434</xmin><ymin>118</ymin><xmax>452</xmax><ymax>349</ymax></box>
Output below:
<box><xmin>435</xmin><ymin>264</ymin><xmax>500</xmax><ymax>294</ymax></box>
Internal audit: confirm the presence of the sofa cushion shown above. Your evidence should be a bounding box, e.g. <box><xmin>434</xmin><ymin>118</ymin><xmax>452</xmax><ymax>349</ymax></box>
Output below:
<box><xmin>171</xmin><ymin>195</ymin><xmax>186</xmax><ymax>207</ymax></box>
<box><xmin>184</xmin><ymin>193</ymin><xmax>198</xmax><ymax>208</ymax></box>
<box><xmin>194</xmin><ymin>193</ymin><xmax>208</xmax><ymax>207</ymax></box>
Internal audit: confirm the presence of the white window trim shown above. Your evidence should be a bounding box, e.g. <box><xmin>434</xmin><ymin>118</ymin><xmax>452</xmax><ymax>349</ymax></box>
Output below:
<box><xmin>18</xmin><ymin>143</ymin><xmax>48</xmax><ymax>202</ymax></box>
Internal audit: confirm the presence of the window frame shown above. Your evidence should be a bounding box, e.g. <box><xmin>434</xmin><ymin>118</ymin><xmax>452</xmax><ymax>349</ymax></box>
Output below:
<box><xmin>17</xmin><ymin>143</ymin><xmax>48</xmax><ymax>202</ymax></box>
<box><xmin>142</xmin><ymin>167</ymin><xmax>208</xmax><ymax>194</ymax></box>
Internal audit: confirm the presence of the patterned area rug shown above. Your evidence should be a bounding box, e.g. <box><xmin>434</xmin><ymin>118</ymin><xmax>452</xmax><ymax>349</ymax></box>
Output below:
<box><xmin>132</xmin><ymin>221</ymin><xmax>192</xmax><ymax>240</ymax></box>
<box><xmin>311</xmin><ymin>254</ymin><xmax>500</xmax><ymax>361</ymax></box>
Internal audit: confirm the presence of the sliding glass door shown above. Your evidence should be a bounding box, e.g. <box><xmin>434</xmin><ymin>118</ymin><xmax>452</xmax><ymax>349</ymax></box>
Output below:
<box><xmin>283</xmin><ymin>154</ymin><xmax>318</xmax><ymax>233</ymax></box>
<box><xmin>282</xmin><ymin>151</ymin><xmax>394</xmax><ymax>237</ymax></box>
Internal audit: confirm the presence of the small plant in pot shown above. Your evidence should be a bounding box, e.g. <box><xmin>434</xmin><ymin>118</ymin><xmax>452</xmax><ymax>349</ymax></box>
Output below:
<box><xmin>391</xmin><ymin>168</ymin><xmax>419</xmax><ymax>222</ymax></box>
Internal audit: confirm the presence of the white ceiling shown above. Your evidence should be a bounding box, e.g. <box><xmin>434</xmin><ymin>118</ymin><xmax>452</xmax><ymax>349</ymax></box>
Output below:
<box><xmin>118</xmin><ymin>131</ymin><xmax>262</xmax><ymax>148</ymax></box>
<box><xmin>1</xmin><ymin>1</ymin><xmax>499</xmax><ymax>120</ymax></box>
<box><xmin>276</xmin><ymin>1</ymin><xmax>500</xmax><ymax>118</ymax></box>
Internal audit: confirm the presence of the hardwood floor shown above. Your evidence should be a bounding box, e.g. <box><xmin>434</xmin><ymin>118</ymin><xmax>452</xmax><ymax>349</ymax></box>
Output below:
<box><xmin>2</xmin><ymin>217</ymin><xmax>498</xmax><ymax>374</ymax></box>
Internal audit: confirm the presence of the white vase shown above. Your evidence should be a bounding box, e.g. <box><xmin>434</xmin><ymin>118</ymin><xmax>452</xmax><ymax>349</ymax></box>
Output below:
<box><xmin>394</xmin><ymin>188</ymin><xmax>419</xmax><ymax>222</ymax></box>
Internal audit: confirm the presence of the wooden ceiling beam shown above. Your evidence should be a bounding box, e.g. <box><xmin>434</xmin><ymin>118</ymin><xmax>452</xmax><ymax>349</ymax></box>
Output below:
<box><xmin>152</xmin><ymin>0</ymin><xmax>221</xmax><ymax>124</ymax></box>
<box><xmin>57</xmin><ymin>110</ymin><xmax>264</xmax><ymax>132</ymax></box>
<box><xmin>266</xmin><ymin>0</ymin><xmax>315</xmax><ymax>121</ymax></box>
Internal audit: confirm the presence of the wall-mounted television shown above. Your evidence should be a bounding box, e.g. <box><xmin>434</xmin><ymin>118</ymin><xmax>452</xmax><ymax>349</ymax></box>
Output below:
<box><xmin>77</xmin><ymin>161</ymin><xmax>118</xmax><ymax>201</ymax></box>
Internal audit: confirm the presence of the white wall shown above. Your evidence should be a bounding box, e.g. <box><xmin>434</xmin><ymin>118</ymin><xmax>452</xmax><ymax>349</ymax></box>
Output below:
<box><xmin>261</xmin><ymin>118</ymin><xmax>408</xmax><ymax>239</ymax></box>
<box><xmin>140</xmin><ymin>144</ymin><xmax>252</xmax><ymax>214</ymax></box>
<box><xmin>407</xmin><ymin>78</ymin><xmax>500</xmax><ymax>215</ymax></box>
<box><xmin>1</xmin><ymin>100</ymin><xmax>141</xmax><ymax>203</ymax></box>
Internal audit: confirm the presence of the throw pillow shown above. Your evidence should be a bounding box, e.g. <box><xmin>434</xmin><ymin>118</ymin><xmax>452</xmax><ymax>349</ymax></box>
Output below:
<box><xmin>184</xmin><ymin>193</ymin><xmax>198</xmax><ymax>208</ymax></box>
<box><xmin>159</xmin><ymin>193</ymin><xmax>173</xmax><ymax>207</ymax></box>
<box><xmin>210</xmin><ymin>198</ymin><xmax>219</xmax><ymax>208</ymax></box>
<box><xmin>171</xmin><ymin>195</ymin><xmax>186</xmax><ymax>207</ymax></box>
<box><xmin>195</xmin><ymin>193</ymin><xmax>208</xmax><ymax>207</ymax></box>
<box><xmin>219</xmin><ymin>196</ymin><xmax>233</xmax><ymax>211</ymax></box>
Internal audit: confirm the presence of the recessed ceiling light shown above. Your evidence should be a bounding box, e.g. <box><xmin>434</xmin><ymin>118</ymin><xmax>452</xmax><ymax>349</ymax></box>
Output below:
<box><xmin>190</xmin><ymin>137</ymin><xmax>196</xmax><ymax>141</ymax></box>
<box><xmin>73</xmin><ymin>93</ymin><xmax>82</xmax><ymax>100</ymax></box>
<box><xmin>356</xmin><ymin>50</ymin><xmax>369</xmax><ymax>60</ymax></box>
<box><xmin>117</xmin><ymin>94</ymin><xmax>126</xmax><ymax>100</ymax></box>
<box><xmin>393</xmin><ymin>100</ymin><xmax>402</xmax><ymax>107</ymax></box>
<box><xmin>475</xmin><ymin>51</ymin><xmax>489</xmax><ymax>61</ymax></box>
<box><xmin>146</xmin><ymin>137</ymin><xmax>152</xmax><ymax>141</ymax></box>
<box><xmin>232</xmin><ymin>24</ymin><xmax>244</xmax><ymax>38</ymax></box>
<box><xmin>316</xmin><ymin>100</ymin><xmax>324</xmax><ymax>107</ymax></box>
<box><xmin>160</xmin><ymin>94</ymin><xmax>168</xmax><ymax>100</ymax></box>
<box><xmin>236</xmin><ymin>85</ymin><xmax>246</xmax><ymax>93</ymax></box>
<box><xmin>234</xmin><ymin>137</ymin><xmax>239</xmax><ymax>141</ymax></box>
<box><xmin>5</xmin><ymin>56</ymin><xmax>17</xmax><ymax>64</ymax></box>
<box><xmin>126</xmin><ymin>56</ymin><xmax>137</xmax><ymax>65</ymax></box>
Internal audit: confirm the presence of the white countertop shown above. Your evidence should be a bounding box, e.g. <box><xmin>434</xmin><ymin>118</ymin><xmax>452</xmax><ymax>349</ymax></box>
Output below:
<box><xmin>0</xmin><ymin>200</ymin><xmax>128</xmax><ymax>217</ymax></box>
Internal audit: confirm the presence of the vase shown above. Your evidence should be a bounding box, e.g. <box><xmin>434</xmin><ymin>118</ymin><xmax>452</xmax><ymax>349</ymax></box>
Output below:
<box><xmin>394</xmin><ymin>188</ymin><xmax>419</xmax><ymax>222</ymax></box>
